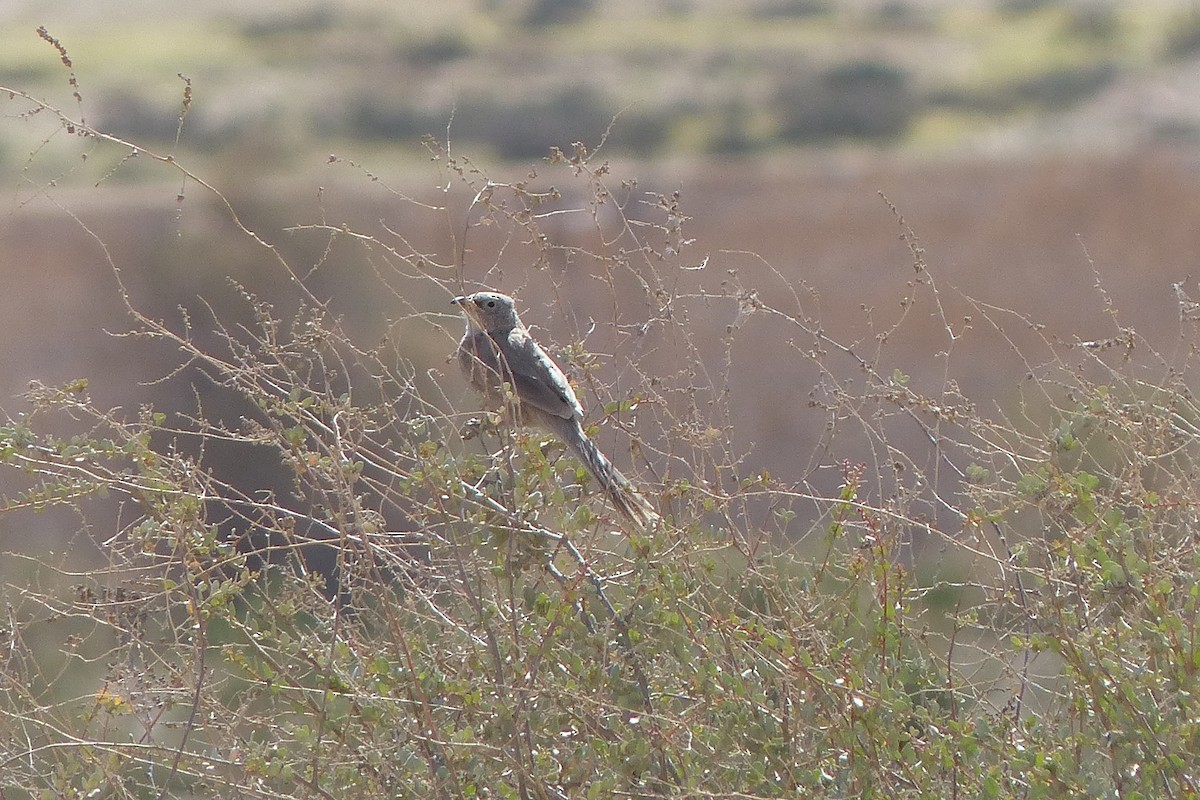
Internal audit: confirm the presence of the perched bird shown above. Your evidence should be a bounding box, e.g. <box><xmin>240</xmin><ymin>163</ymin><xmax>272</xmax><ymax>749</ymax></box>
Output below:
<box><xmin>452</xmin><ymin>291</ymin><xmax>659</xmax><ymax>529</ymax></box>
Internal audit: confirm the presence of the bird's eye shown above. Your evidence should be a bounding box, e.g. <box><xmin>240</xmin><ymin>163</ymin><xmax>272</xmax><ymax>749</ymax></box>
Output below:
<box><xmin>487</xmin><ymin>300</ymin><xmax>495</xmax><ymax>308</ymax></box>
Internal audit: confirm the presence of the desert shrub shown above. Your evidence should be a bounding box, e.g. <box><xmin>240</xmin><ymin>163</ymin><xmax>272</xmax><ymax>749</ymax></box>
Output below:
<box><xmin>775</xmin><ymin>60</ymin><xmax>915</xmax><ymax>143</ymax></box>
<box><xmin>453</xmin><ymin>86</ymin><xmax>671</xmax><ymax>159</ymax></box>
<box><xmin>748</xmin><ymin>0</ymin><xmax>830</xmax><ymax>19</ymax></box>
<box><xmin>1164</xmin><ymin>10</ymin><xmax>1200</xmax><ymax>59</ymax></box>
<box><xmin>998</xmin><ymin>0</ymin><xmax>1056</xmax><ymax>14</ymax></box>
<box><xmin>874</xmin><ymin>1</ymin><xmax>936</xmax><ymax>31</ymax></box>
<box><xmin>707</xmin><ymin>97</ymin><xmax>759</xmax><ymax>154</ymax></box>
<box><xmin>240</xmin><ymin>7</ymin><xmax>340</xmax><ymax>39</ymax></box>
<box><xmin>522</xmin><ymin>0</ymin><xmax>597</xmax><ymax>27</ymax></box>
<box><xmin>1062</xmin><ymin>6</ymin><xmax>1120</xmax><ymax>43</ymax></box>
<box><xmin>1011</xmin><ymin>62</ymin><xmax>1116</xmax><ymax>109</ymax></box>
<box><xmin>336</xmin><ymin>94</ymin><xmax>446</xmax><ymax>142</ymax></box>
<box><xmin>336</xmin><ymin>85</ymin><xmax>671</xmax><ymax>157</ymax></box>
<box><xmin>93</xmin><ymin>89</ymin><xmax>187</xmax><ymax>142</ymax></box>
<box><xmin>401</xmin><ymin>31</ymin><xmax>473</xmax><ymax>67</ymax></box>
<box><xmin>930</xmin><ymin>61</ymin><xmax>1116</xmax><ymax>117</ymax></box>
<box><xmin>3</xmin><ymin>59</ymin><xmax>1200</xmax><ymax>800</ymax></box>
<box><xmin>997</xmin><ymin>2</ymin><xmax>1116</xmax><ymax>45</ymax></box>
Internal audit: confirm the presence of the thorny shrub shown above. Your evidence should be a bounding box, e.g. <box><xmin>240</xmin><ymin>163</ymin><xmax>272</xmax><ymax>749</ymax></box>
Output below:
<box><xmin>2</xmin><ymin>55</ymin><xmax>1199</xmax><ymax>800</ymax></box>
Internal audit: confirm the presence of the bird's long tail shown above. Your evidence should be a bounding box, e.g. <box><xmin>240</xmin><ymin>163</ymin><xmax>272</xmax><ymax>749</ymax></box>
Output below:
<box><xmin>562</xmin><ymin>421</ymin><xmax>660</xmax><ymax>530</ymax></box>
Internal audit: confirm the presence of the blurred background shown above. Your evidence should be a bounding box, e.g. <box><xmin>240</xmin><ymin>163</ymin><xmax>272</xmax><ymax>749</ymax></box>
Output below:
<box><xmin>4</xmin><ymin>0</ymin><xmax>1200</xmax><ymax>555</ymax></box>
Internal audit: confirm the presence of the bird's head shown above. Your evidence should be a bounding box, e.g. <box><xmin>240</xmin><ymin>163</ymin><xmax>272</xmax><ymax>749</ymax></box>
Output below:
<box><xmin>452</xmin><ymin>291</ymin><xmax>520</xmax><ymax>333</ymax></box>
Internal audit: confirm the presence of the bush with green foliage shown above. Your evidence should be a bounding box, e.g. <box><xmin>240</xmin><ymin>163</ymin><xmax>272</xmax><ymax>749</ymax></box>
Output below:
<box><xmin>2</xmin><ymin>69</ymin><xmax>1200</xmax><ymax>800</ymax></box>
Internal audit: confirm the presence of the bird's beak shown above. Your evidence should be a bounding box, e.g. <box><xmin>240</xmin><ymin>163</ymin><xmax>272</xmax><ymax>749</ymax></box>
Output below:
<box><xmin>452</xmin><ymin>296</ymin><xmax>480</xmax><ymax>323</ymax></box>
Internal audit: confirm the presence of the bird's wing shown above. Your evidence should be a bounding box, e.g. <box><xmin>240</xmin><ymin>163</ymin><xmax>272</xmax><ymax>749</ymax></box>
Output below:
<box><xmin>504</xmin><ymin>332</ymin><xmax>584</xmax><ymax>421</ymax></box>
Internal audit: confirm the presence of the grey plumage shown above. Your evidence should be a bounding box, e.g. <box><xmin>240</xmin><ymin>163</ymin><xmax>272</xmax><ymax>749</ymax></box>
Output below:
<box><xmin>452</xmin><ymin>291</ymin><xmax>659</xmax><ymax>529</ymax></box>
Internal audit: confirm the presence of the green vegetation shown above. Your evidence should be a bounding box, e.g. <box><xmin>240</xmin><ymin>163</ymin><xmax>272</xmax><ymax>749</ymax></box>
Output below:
<box><xmin>3</xmin><ymin>0</ymin><xmax>1199</xmax><ymax>180</ymax></box>
<box><xmin>3</xmin><ymin>61</ymin><xmax>1200</xmax><ymax>798</ymax></box>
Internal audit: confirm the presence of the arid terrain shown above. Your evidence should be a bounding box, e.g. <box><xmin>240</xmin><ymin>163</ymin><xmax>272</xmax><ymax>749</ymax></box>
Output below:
<box><xmin>5</xmin><ymin>0</ymin><xmax>1200</xmax><ymax>543</ymax></box>
<box><xmin>4</xmin><ymin>146</ymin><xmax>1199</xmax><ymax>527</ymax></box>
<box><xmin>7</xmin><ymin>8</ymin><xmax>1200</xmax><ymax>795</ymax></box>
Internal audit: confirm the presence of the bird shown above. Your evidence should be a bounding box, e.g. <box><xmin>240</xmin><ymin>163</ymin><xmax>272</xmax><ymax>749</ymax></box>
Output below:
<box><xmin>452</xmin><ymin>291</ymin><xmax>659</xmax><ymax>529</ymax></box>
